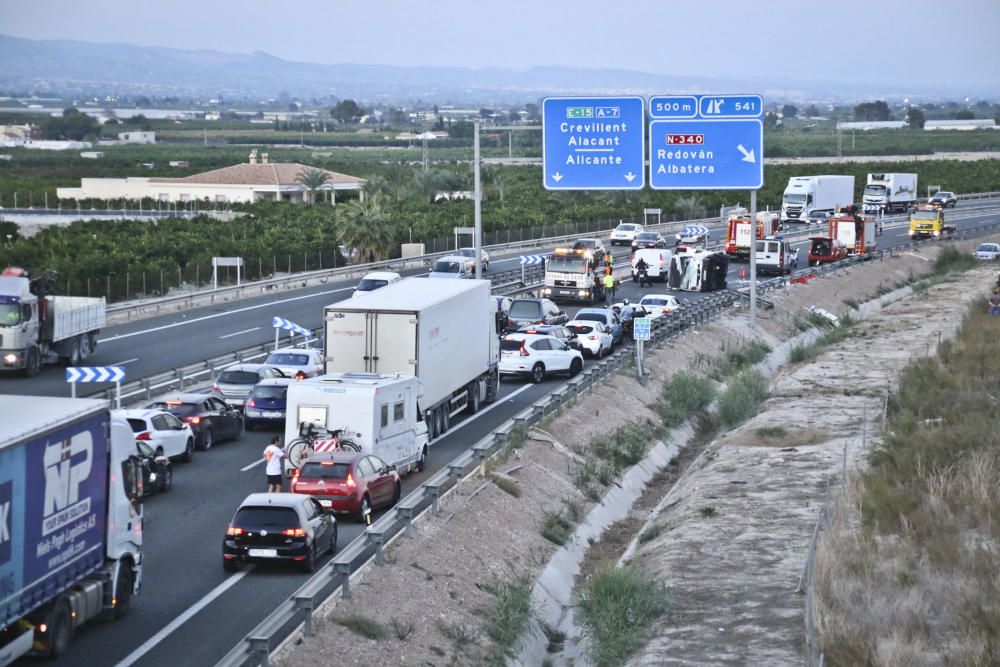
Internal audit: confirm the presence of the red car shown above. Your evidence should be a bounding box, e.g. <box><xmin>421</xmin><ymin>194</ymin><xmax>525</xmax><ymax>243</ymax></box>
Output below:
<box><xmin>807</xmin><ymin>237</ymin><xmax>848</xmax><ymax>265</ymax></box>
<box><xmin>291</xmin><ymin>451</ymin><xmax>401</xmax><ymax>521</ymax></box>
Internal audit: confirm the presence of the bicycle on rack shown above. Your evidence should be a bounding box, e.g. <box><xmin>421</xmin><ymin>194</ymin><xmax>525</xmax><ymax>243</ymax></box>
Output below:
<box><xmin>285</xmin><ymin>422</ymin><xmax>361</xmax><ymax>469</ymax></box>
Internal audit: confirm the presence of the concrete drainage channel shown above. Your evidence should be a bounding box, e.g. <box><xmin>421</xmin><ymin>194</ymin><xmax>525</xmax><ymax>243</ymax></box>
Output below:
<box><xmin>213</xmin><ymin>294</ymin><xmax>738</xmax><ymax>667</ymax></box>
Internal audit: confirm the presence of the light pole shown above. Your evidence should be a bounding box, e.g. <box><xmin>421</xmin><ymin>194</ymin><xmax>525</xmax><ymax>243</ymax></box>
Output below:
<box><xmin>473</xmin><ymin>121</ymin><xmax>482</xmax><ymax>279</ymax></box>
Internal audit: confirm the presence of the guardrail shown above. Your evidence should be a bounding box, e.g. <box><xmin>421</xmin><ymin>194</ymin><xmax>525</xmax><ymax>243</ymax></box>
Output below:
<box><xmin>214</xmin><ymin>289</ymin><xmax>738</xmax><ymax>667</ymax></box>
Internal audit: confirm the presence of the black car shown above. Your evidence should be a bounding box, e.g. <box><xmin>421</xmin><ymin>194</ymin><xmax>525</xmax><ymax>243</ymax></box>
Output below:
<box><xmin>517</xmin><ymin>323</ymin><xmax>583</xmax><ymax>352</ymax></box>
<box><xmin>928</xmin><ymin>191</ymin><xmax>957</xmax><ymax>208</ymax></box>
<box><xmin>494</xmin><ymin>296</ymin><xmax>513</xmax><ymax>334</ymax></box>
<box><xmin>134</xmin><ymin>441</ymin><xmax>172</xmax><ymax>496</ymax></box>
<box><xmin>631</xmin><ymin>231</ymin><xmax>667</xmax><ymax>251</ymax></box>
<box><xmin>507</xmin><ymin>298</ymin><xmax>568</xmax><ymax>329</ymax></box>
<box><xmin>572</xmin><ymin>237</ymin><xmax>607</xmax><ymax>260</ymax></box>
<box><xmin>147</xmin><ymin>393</ymin><xmax>243</xmax><ymax>451</ymax></box>
<box><xmin>223</xmin><ymin>493</ymin><xmax>337</xmax><ymax>573</ymax></box>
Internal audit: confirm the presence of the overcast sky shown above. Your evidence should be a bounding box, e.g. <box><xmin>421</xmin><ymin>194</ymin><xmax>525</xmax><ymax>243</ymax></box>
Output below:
<box><xmin>4</xmin><ymin>0</ymin><xmax>999</xmax><ymax>92</ymax></box>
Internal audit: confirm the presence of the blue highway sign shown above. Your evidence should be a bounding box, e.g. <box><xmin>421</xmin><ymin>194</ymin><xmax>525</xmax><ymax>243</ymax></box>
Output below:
<box><xmin>542</xmin><ymin>96</ymin><xmax>645</xmax><ymax>190</ymax></box>
<box><xmin>649</xmin><ymin>118</ymin><xmax>763</xmax><ymax>190</ymax></box>
<box><xmin>650</xmin><ymin>94</ymin><xmax>763</xmax><ymax>120</ymax></box>
<box><xmin>633</xmin><ymin>317</ymin><xmax>651</xmax><ymax>341</ymax></box>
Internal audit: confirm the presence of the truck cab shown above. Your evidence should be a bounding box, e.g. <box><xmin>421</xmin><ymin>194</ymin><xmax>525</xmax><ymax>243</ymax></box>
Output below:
<box><xmin>909</xmin><ymin>207</ymin><xmax>953</xmax><ymax>239</ymax></box>
<box><xmin>541</xmin><ymin>247</ymin><xmax>604</xmax><ymax>303</ymax></box>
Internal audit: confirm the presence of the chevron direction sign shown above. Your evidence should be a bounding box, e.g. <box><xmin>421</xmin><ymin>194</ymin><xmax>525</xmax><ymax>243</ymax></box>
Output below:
<box><xmin>272</xmin><ymin>316</ymin><xmax>312</xmax><ymax>338</ymax></box>
<box><xmin>65</xmin><ymin>366</ymin><xmax>125</xmax><ymax>383</ymax></box>
<box><xmin>519</xmin><ymin>255</ymin><xmax>547</xmax><ymax>266</ymax></box>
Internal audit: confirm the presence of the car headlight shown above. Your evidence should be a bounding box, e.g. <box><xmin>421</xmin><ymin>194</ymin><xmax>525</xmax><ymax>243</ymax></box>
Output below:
<box><xmin>3</xmin><ymin>353</ymin><xmax>17</xmax><ymax>364</ymax></box>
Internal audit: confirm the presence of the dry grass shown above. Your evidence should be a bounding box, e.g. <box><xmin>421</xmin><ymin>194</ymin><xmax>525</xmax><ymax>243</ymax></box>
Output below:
<box><xmin>814</xmin><ymin>303</ymin><xmax>1000</xmax><ymax>665</ymax></box>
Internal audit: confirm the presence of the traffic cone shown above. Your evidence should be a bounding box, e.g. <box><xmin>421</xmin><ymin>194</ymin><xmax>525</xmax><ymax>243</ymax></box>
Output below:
<box><xmin>739</xmin><ymin>267</ymin><xmax>747</xmax><ymax>280</ymax></box>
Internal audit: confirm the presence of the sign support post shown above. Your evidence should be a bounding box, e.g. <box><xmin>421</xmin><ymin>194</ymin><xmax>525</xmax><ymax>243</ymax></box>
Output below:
<box><xmin>750</xmin><ymin>189</ymin><xmax>757</xmax><ymax>329</ymax></box>
<box><xmin>633</xmin><ymin>317</ymin><xmax>651</xmax><ymax>386</ymax></box>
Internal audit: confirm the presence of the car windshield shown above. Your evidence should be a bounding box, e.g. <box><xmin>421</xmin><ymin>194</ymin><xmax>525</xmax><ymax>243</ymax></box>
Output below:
<box><xmin>0</xmin><ymin>304</ymin><xmax>23</xmax><ymax>327</ymax></box>
<box><xmin>500</xmin><ymin>338</ymin><xmax>524</xmax><ymax>352</ymax></box>
<box><xmin>574</xmin><ymin>312</ymin><xmax>605</xmax><ymax>324</ymax></box>
<box><xmin>642</xmin><ymin>298</ymin><xmax>669</xmax><ymax>306</ymax></box>
<box><xmin>218</xmin><ymin>370</ymin><xmax>260</xmax><ymax>385</ymax></box>
<box><xmin>977</xmin><ymin>244</ymin><xmax>998</xmax><ymax>252</ymax></box>
<box><xmin>356</xmin><ymin>278</ymin><xmax>388</xmax><ymax>291</ymax></box>
<box><xmin>566</xmin><ymin>324</ymin><xmax>594</xmax><ymax>335</ymax></box>
<box><xmin>299</xmin><ymin>461</ymin><xmax>351</xmax><ymax>480</ymax></box>
<box><xmin>508</xmin><ymin>301</ymin><xmax>541</xmax><ymax>319</ymax></box>
<box><xmin>937</xmin><ymin>192</ymin><xmax>952</xmax><ymax>198</ymax></box>
<box><xmin>266</xmin><ymin>353</ymin><xmax>309</xmax><ymax>366</ymax></box>
<box><xmin>253</xmin><ymin>386</ymin><xmax>288</xmax><ymax>400</ymax></box>
<box><xmin>547</xmin><ymin>256</ymin><xmax>589</xmax><ymax>273</ymax></box>
<box><xmin>784</xmin><ymin>194</ymin><xmax>806</xmax><ymax>204</ymax></box>
<box><xmin>572</xmin><ymin>241</ymin><xmax>596</xmax><ymax>251</ymax></box>
<box><xmin>616</xmin><ymin>224</ymin><xmax>637</xmax><ymax>232</ymax></box>
<box><xmin>811</xmin><ymin>239</ymin><xmax>832</xmax><ymax>254</ymax></box>
<box><xmin>636</xmin><ymin>233</ymin><xmax>658</xmax><ymax>241</ymax></box>
<box><xmin>126</xmin><ymin>418</ymin><xmax>147</xmax><ymax>433</ymax></box>
<box><xmin>456</xmin><ymin>248</ymin><xmax>476</xmax><ymax>257</ymax></box>
<box><xmin>432</xmin><ymin>260</ymin><xmax>461</xmax><ymax>273</ymax></box>
<box><xmin>233</xmin><ymin>506</ymin><xmax>300</xmax><ymax>530</ymax></box>
<box><xmin>911</xmin><ymin>211</ymin><xmax>939</xmax><ymax>221</ymax></box>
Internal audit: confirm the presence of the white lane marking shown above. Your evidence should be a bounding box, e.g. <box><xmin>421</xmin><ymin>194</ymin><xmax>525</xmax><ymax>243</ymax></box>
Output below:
<box><xmin>116</xmin><ymin>568</ymin><xmax>251</xmax><ymax>667</ymax></box>
<box><xmin>241</xmin><ymin>458</ymin><xmax>265</xmax><ymax>472</ymax></box>
<box><xmin>98</xmin><ymin>287</ymin><xmax>353</xmax><ymax>344</ymax></box>
<box><xmin>219</xmin><ymin>327</ymin><xmax>261</xmax><ymax>340</ymax></box>
<box><xmin>440</xmin><ymin>384</ymin><xmax>534</xmax><ymax>438</ymax></box>
<box><xmin>109</xmin><ymin>358</ymin><xmax>139</xmax><ymax>366</ymax></box>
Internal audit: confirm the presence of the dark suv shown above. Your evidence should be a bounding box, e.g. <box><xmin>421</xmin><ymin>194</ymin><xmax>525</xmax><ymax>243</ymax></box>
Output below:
<box><xmin>147</xmin><ymin>393</ymin><xmax>244</xmax><ymax>450</ymax></box>
<box><xmin>507</xmin><ymin>298</ymin><xmax>568</xmax><ymax>329</ymax></box>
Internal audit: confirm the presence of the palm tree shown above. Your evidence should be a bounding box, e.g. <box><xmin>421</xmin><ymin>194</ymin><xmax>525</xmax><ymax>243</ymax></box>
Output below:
<box><xmin>413</xmin><ymin>170</ymin><xmax>445</xmax><ymax>204</ymax></box>
<box><xmin>362</xmin><ymin>174</ymin><xmax>391</xmax><ymax>199</ymax></box>
<box><xmin>295</xmin><ymin>168</ymin><xmax>331</xmax><ymax>205</ymax></box>
<box><xmin>383</xmin><ymin>161</ymin><xmax>413</xmax><ymax>203</ymax></box>
<box><xmin>336</xmin><ymin>195</ymin><xmax>394</xmax><ymax>263</ymax></box>
<box><xmin>673</xmin><ymin>194</ymin><xmax>704</xmax><ymax>218</ymax></box>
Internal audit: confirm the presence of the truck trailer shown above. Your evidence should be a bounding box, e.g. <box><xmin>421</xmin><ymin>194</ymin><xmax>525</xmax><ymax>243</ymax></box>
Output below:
<box><xmin>0</xmin><ymin>396</ymin><xmax>143</xmax><ymax>664</ymax></box>
<box><xmin>0</xmin><ymin>268</ymin><xmax>105</xmax><ymax>376</ymax></box>
<box><xmin>323</xmin><ymin>279</ymin><xmax>501</xmax><ymax>439</ymax></box>
<box><xmin>780</xmin><ymin>175</ymin><xmax>855</xmax><ymax>225</ymax></box>
<box><xmin>862</xmin><ymin>173</ymin><xmax>918</xmax><ymax>214</ymax></box>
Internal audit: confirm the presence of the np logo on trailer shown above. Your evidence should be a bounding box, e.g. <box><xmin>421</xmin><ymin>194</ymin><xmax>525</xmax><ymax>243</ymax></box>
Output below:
<box><xmin>648</xmin><ymin>94</ymin><xmax>763</xmax><ymax>190</ymax></box>
<box><xmin>543</xmin><ymin>96</ymin><xmax>645</xmax><ymax>190</ymax></box>
<box><xmin>65</xmin><ymin>366</ymin><xmax>125</xmax><ymax>383</ymax></box>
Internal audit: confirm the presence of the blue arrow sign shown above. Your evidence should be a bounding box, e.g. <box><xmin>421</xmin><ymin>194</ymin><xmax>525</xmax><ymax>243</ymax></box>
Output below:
<box><xmin>542</xmin><ymin>96</ymin><xmax>645</xmax><ymax>191</ymax></box>
<box><xmin>518</xmin><ymin>255</ymin><xmax>546</xmax><ymax>266</ymax></box>
<box><xmin>66</xmin><ymin>366</ymin><xmax>125</xmax><ymax>383</ymax></box>
<box><xmin>649</xmin><ymin>118</ymin><xmax>763</xmax><ymax>190</ymax></box>
<box><xmin>272</xmin><ymin>316</ymin><xmax>311</xmax><ymax>338</ymax></box>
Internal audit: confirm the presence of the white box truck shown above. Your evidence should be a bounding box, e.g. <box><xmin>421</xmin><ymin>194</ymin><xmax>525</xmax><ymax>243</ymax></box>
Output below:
<box><xmin>323</xmin><ymin>278</ymin><xmax>500</xmax><ymax>439</ymax></box>
<box><xmin>0</xmin><ymin>396</ymin><xmax>143</xmax><ymax>664</ymax></box>
<box><xmin>862</xmin><ymin>173</ymin><xmax>918</xmax><ymax>214</ymax></box>
<box><xmin>780</xmin><ymin>175</ymin><xmax>855</xmax><ymax>225</ymax></box>
<box><xmin>0</xmin><ymin>268</ymin><xmax>105</xmax><ymax>376</ymax></box>
<box><xmin>283</xmin><ymin>372</ymin><xmax>431</xmax><ymax>475</ymax></box>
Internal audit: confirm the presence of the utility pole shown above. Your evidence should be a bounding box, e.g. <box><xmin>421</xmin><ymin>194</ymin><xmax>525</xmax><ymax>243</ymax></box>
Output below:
<box><xmin>473</xmin><ymin>121</ymin><xmax>482</xmax><ymax>280</ymax></box>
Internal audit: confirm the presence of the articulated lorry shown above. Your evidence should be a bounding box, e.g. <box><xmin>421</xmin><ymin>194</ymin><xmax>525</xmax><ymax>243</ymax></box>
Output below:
<box><xmin>0</xmin><ymin>396</ymin><xmax>143</xmax><ymax>665</ymax></box>
<box><xmin>323</xmin><ymin>279</ymin><xmax>500</xmax><ymax>439</ymax></box>
<box><xmin>780</xmin><ymin>175</ymin><xmax>855</xmax><ymax>225</ymax></box>
<box><xmin>0</xmin><ymin>268</ymin><xmax>105</xmax><ymax>376</ymax></box>
<box><xmin>862</xmin><ymin>173</ymin><xmax>918</xmax><ymax>214</ymax></box>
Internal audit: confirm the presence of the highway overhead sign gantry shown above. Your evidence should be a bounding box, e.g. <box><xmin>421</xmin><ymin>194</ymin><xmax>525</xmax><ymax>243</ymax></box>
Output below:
<box><xmin>648</xmin><ymin>94</ymin><xmax>763</xmax><ymax>190</ymax></box>
<box><xmin>542</xmin><ymin>96</ymin><xmax>645</xmax><ymax>191</ymax></box>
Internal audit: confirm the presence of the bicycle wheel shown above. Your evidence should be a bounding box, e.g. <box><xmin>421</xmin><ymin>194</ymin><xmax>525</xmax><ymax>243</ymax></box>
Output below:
<box><xmin>337</xmin><ymin>439</ymin><xmax>361</xmax><ymax>453</ymax></box>
<box><xmin>286</xmin><ymin>439</ymin><xmax>313</xmax><ymax>469</ymax></box>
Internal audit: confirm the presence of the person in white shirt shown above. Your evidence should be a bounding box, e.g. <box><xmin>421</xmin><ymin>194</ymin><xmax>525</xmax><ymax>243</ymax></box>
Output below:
<box><xmin>263</xmin><ymin>437</ymin><xmax>285</xmax><ymax>492</ymax></box>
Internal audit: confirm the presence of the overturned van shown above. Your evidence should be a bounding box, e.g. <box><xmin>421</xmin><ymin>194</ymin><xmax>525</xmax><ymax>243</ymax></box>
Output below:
<box><xmin>667</xmin><ymin>250</ymin><xmax>729</xmax><ymax>292</ymax></box>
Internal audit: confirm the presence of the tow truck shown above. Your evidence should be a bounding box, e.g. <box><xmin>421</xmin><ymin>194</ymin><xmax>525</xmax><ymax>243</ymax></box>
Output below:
<box><xmin>540</xmin><ymin>247</ymin><xmax>604</xmax><ymax>304</ymax></box>
<box><xmin>909</xmin><ymin>206</ymin><xmax>955</xmax><ymax>239</ymax></box>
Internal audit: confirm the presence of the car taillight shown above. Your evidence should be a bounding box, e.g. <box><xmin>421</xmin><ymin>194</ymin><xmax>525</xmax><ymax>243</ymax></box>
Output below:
<box><xmin>588</xmin><ymin>335</ymin><xmax>598</xmax><ymax>340</ymax></box>
<box><xmin>135</xmin><ymin>432</ymin><xmax>153</xmax><ymax>441</ymax></box>
<box><xmin>282</xmin><ymin>528</ymin><xmax>306</xmax><ymax>537</ymax></box>
<box><xmin>226</xmin><ymin>526</ymin><xmax>244</xmax><ymax>536</ymax></box>
<box><xmin>346</xmin><ymin>472</ymin><xmax>357</xmax><ymax>489</ymax></box>
<box><xmin>520</xmin><ymin>345</ymin><xmax>529</xmax><ymax>357</ymax></box>
<box><xmin>295</xmin><ymin>371</ymin><xmax>307</xmax><ymax>380</ymax></box>
<box><xmin>184</xmin><ymin>417</ymin><xmax>201</xmax><ymax>425</ymax></box>
<box><xmin>247</xmin><ymin>399</ymin><xmax>256</xmax><ymax>408</ymax></box>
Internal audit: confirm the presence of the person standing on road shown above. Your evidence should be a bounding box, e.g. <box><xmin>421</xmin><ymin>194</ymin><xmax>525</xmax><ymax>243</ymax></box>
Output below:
<box><xmin>263</xmin><ymin>436</ymin><xmax>285</xmax><ymax>492</ymax></box>
<box><xmin>602</xmin><ymin>272</ymin><xmax>616</xmax><ymax>306</ymax></box>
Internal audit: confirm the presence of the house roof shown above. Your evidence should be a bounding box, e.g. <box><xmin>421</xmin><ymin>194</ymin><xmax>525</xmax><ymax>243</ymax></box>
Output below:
<box><xmin>151</xmin><ymin>162</ymin><xmax>365</xmax><ymax>187</ymax></box>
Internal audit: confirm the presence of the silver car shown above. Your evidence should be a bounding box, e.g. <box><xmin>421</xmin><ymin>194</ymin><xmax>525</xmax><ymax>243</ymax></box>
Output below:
<box><xmin>455</xmin><ymin>247</ymin><xmax>489</xmax><ymax>272</ymax></box>
<box><xmin>213</xmin><ymin>363</ymin><xmax>288</xmax><ymax>407</ymax></box>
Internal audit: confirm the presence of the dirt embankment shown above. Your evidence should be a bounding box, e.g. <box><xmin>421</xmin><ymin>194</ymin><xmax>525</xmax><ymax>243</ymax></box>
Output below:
<box><xmin>274</xmin><ymin>240</ymin><xmax>998</xmax><ymax>667</ymax></box>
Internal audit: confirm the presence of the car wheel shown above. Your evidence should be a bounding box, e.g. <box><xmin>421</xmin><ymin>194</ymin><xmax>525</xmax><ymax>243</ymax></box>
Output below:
<box><xmin>233</xmin><ymin>417</ymin><xmax>243</xmax><ymax>442</ymax></box>
<box><xmin>358</xmin><ymin>495</ymin><xmax>372</xmax><ymax>523</ymax></box>
<box><xmin>391</xmin><ymin>482</ymin><xmax>401</xmax><ymax>507</ymax></box>
<box><xmin>23</xmin><ymin>347</ymin><xmax>40</xmax><ymax>378</ymax></box>
<box><xmin>181</xmin><ymin>438</ymin><xmax>194</xmax><ymax>463</ymax></box>
<box><xmin>223</xmin><ymin>558</ymin><xmax>240</xmax><ymax>573</ymax></box>
<box><xmin>569</xmin><ymin>358</ymin><xmax>583</xmax><ymax>377</ymax></box>
<box><xmin>531</xmin><ymin>363</ymin><xmax>546</xmax><ymax>384</ymax></box>
<box><xmin>198</xmin><ymin>428</ymin><xmax>214</xmax><ymax>451</ymax></box>
<box><xmin>466</xmin><ymin>384</ymin><xmax>480</xmax><ymax>415</ymax></box>
<box><xmin>160</xmin><ymin>464</ymin><xmax>173</xmax><ymax>493</ymax></box>
<box><xmin>300</xmin><ymin>542</ymin><xmax>317</xmax><ymax>573</ymax></box>
<box><xmin>113</xmin><ymin>561</ymin><xmax>134</xmax><ymax>619</ymax></box>
<box><xmin>416</xmin><ymin>446</ymin><xmax>428</xmax><ymax>473</ymax></box>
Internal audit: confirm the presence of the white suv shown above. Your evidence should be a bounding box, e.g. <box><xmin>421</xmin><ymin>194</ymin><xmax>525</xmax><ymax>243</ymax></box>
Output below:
<box><xmin>499</xmin><ymin>333</ymin><xmax>584</xmax><ymax>383</ymax></box>
<box><xmin>565</xmin><ymin>320</ymin><xmax>613</xmax><ymax>358</ymax></box>
<box><xmin>610</xmin><ymin>222</ymin><xmax>643</xmax><ymax>246</ymax></box>
<box><xmin>121</xmin><ymin>409</ymin><xmax>196</xmax><ymax>462</ymax></box>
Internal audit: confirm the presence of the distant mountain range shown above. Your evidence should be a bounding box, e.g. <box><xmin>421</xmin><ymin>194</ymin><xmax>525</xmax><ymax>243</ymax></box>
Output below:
<box><xmin>0</xmin><ymin>34</ymin><xmax>987</xmax><ymax>105</ymax></box>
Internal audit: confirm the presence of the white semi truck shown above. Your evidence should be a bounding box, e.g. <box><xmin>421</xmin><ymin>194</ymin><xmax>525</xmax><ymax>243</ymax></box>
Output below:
<box><xmin>0</xmin><ymin>268</ymin><xmax>105</xmax><ymax>376</ymax></box>
<box><xmin>0</xmin><ymin>396</ymin><xmax>144</xmax><ymax>664</ymax></box>
<box><xmin>780</xmin><ymin>175</ymin><xmax>855</xmax><ymax>225</ymax></box>
<box><xmin>862</xmin><ymin>173</ymin><xmax>918</xmax><ymax>214</ymax></box>
<box><xmin>323</xmin><ymin>279</ymin><xmax>501</xmax><ymax>439</ymax></box>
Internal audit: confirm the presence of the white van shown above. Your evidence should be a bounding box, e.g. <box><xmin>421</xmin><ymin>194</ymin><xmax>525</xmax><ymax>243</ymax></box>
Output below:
<box><xmin>754</xmin><ymin>238</ymin><xmax>797</xmax><ymax>276</ymax></box>
<box><xmin>353</xmin><ymin>271</ymin><xmax>401</xmax><ymax>298</ymax></box>
<box><xmin>630</xmin><ymin>248</ymin><xmax>673</xmax><ymax>283</ymax></box>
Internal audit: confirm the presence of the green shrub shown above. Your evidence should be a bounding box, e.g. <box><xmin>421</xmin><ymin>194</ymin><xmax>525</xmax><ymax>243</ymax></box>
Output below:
<box><xmin>717</xmin><ymin>370</ymin><xmax>769</xmax><ymax>428</ymax></box>
<box><xmin>755</xmin><ymin>426</ymin><xmax>787</xmax><ymax>438</ymax></box>
<box><xmin>540</xmin><ymin>511</ymin><xmax>575</xmax><ymax>545</ymax></box>
<box><xmin>658</xmin><ymin>371</ymin><xmax>716</xmax><ymax>427</ymax></box>
<box><xmin>713</xmin><ymin>341</ymin><xmax>771</xmax><ymax>378</ymax></box>
<box><xmin>578</xmin><ymin>566</ymin><xmax>671</xmax><ymax>667</ymax></box>
<box><xmin>591</xmin><ymin>420</ymin><xmax>661</xmax><ymax>467</ymax></box>
<box><xmin>932</xmin><ymin>245</ymin><xmax>977</xmax><ymax>276</ymax></box>
<box><xmin>479</xmin><ymin>578</ymin><xmax>534</xmax><ymax>665</ymax></box>
<box><xmin>334</xmin><ymin>614</ymin><xmax>387</xmax><ymax>640</ymax></box>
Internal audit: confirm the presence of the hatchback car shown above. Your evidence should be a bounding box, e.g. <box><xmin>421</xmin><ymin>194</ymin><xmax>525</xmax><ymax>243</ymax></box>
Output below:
<box><xmin>565</xmin><ymin>320</ymin><xmax>613</xmax><ymax>358</ymax></box>
<box><xmin>455</xmin><ymin>247</ymin><xmax>490</xmax><ymax>272</ymax></box>
<box><xmin>574</xmin><ymin>307</ymin><xmax>624</xmax><ymax>347</ymax></box>
<box><xmin>244</xmin><ymin>378</ymin><xmax>295</xmax><ymax>430</ymax></box>
<box><xmin>499</xmin><ymin>333</ymin><xmax>584</xmax><ymax>383</ymax></box>
<box><xmin>134</xmin><ymin>440</ymin><xmax>173</xmax><ymax>496</ymax></box>
<box><xmin>507</xmin><ymin>298</ymin><xmax>567</xmax><ymax>329</ymax></box>
<box><xmin>517</xmin><ymin>323</ymin><xmax>582</xmax><ymax>352</ymax></box>
<box><xmin>223</xmin><ymin>493</ymin><xmax>337</xmax><ymax>573</ymax></box>
<box><xmin>610</xmin><ymin>222</ymin><xmax>643</xmax><ymax>246</ymax></box>
<box><xmin>352</xmin><ymin>271</ymin><xmax>401</xmax><ymax>298</ymax></box>
<box><xmin>263</xmin><ymin>347</ymin><xmax>324</xmax><ymax>379</ymax></box>
<box><xmin>975</xmin><ymin>243</ymin><xmax>1000</xmax><ymax>261</ymax></box>
<box><xmin>428</xmin><ymin>255</ymin><xmax>473</xmax><ymax>279</ymax></box>
<box><xmin>494</xmin><ymin>296</ymin><xmax>513</xmax><ymax>334</ymax></box>
<box><xmin>631</xmin><ymin>231</ymin><xmax>667</xmax><ymax>251</ymax></box>
<box><xmin>290</xmin><ymin>452</ymin><xmax>402</xmax><ymax>521</ymax></box>
<box><xmin>638</xmin><ymin>294</ymin><xmax>681</xmax><ymax>319</ymax></box>
<box><xmin>212</xmin><ymin>363</ymin><xmax>287</xmax><ymax>408</ymax></box>
<box><xmin>122</xmin><ymin>408</ymin><xmax>196</xmax><ymax>462</ymax></box>
<box><xmin>146</xmin><ymin>393</ymin><xmax>244</xmax><ymax>450</ymax></box>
